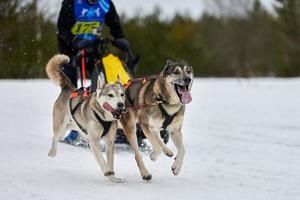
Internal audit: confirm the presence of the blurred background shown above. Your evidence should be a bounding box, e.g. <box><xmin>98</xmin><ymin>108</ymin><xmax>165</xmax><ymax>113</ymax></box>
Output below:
<box><xmin>0</xmin><ymin>0</ymin><xmax>299</xmax><ymax>78</ymax></box>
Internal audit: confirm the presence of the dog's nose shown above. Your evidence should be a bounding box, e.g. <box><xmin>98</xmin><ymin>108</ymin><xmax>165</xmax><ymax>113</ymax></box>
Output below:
<box><xmin>117</xmin><ymin>102</ymin><xmax>124</xmax><ymax>108</ymax></box>
<box><xmin>184</xmin><ymin>77</ymin><xmax>191</xmax><ymax>84</ymax></box>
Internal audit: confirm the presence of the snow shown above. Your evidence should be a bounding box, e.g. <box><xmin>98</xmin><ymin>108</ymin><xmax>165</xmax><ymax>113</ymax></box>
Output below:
<box><xmin>0</xmin><ymin>78</ymin><xmax>300</xmax><ymax>200</ymax></box>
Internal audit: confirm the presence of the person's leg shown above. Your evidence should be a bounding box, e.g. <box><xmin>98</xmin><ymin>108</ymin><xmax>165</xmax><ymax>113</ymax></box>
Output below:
<box><xmin>61</xmin><ymin>63</ymin><xmax>77</xmax><ymax>88</ymax></box>
<box><xmin>90</xmin><ymin>65</ymin><xmax>99</xmax><ymax>93</ymax></box>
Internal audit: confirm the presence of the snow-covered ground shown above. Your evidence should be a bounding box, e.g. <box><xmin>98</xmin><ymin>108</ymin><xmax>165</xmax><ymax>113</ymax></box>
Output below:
<box><xmin>0</xmin><ymin>78</ymin><xmax>300</xmax><ymax>200</ymax></box>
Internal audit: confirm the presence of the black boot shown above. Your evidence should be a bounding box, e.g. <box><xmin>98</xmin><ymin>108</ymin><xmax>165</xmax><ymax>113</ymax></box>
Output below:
<box><xmin>115</xmin><ymin>128</ymin><xmax>129</xmax><ymax>144</ymax></box>
<box><xmin>114</xmin><ymin>125</ymin><xmax>147</xmax><ymax>147</ymax></box>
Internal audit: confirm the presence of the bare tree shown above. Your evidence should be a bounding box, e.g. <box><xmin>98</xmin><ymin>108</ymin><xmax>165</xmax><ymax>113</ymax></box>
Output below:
<box><xmin>203</xmin><ymin>0</ymin><xmax>254</xmax><ymax>17</ymax></box>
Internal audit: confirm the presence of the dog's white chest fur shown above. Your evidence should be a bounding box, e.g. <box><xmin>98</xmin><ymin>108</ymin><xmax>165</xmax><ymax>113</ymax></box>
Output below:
<box><xmin>163</xmin><ymin>104</ymin><xmax>182</xmax><ymax>116</ymax></box>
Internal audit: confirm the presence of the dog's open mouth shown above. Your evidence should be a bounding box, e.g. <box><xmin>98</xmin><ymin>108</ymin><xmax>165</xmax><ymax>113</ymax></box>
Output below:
<box><xmin>103</xmin><ymin>102</ymin><xmax>124</xmax><ymax>120</ymax></box>
<box><xmin>112</xmin><ymin>111</ymin><xmax>122</xmax><ymax>119</ymax></box>
<box><xmin>174</xmin><ymin>83</ymin><xmax>192</xmax><ymax>104</ymax></box>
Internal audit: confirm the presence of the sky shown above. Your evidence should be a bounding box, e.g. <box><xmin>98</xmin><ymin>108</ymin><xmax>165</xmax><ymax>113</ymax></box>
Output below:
<box><xmin>39</xmin><ymin>0</ymin><xmax>277</xmax><ymax>19</ymax></box>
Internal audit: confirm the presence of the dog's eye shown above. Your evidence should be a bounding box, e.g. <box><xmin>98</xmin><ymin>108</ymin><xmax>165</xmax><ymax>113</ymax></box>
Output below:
<box><xmin>120</xmin><ymin>93</ymin><xmax>124</xmax><ymax>97</ymax></box>
<box><xmin>185</xmin><ymin>66</ymin><xmax>192</xmax><ymax>74</ymax></box>
<box><xmin>108</xmin><ymin>94</ymin><xmax>114</xmax><ymax>97</ymax></box>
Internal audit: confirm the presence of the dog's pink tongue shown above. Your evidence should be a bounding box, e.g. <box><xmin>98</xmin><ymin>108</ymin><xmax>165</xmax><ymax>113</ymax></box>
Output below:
<box><xmin>103</xmin><ymin>102</ymin><xmax>115</xmax><ymax>112</ymax></box>
<box><xmin>180</xmin><ymin>91</ymin><xmax>192</xmax><ymax>104</ymax></box>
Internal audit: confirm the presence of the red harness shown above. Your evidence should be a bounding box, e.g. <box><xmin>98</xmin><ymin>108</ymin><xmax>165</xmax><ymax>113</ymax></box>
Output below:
<box><xmin>70</xmin><ymin>89</ymin><xmax>90</xmax><ymax>99</ymax></box>
<box><xmin>70</xmin><ymin>63</ymin><xmax>157</xmax><ymax>110</ymax></box>
<box><xmin>124</xmin><ymin>77</ymin><xmax>147</xmax><ymax>90</ymax></box>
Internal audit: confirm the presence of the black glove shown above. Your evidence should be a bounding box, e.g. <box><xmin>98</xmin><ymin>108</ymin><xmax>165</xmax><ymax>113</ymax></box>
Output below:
<box><xmin>113</xmin><ymin>38</ymin><xmax>130</xmax><ymax>52</ymax></box>
<box><xmin>126</xmin><ymin>54</ymin><xmax>140</xmax><ymax>74</ymax></box>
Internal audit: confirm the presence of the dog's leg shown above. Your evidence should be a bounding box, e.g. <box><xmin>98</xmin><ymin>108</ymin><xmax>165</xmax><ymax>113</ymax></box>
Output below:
<box><xmin>89</xmin><ymin>134</ymin><xmax>122</xmax><ymax>183</ymax></box>
<box><xmin>103</xmin><ymin>127</ymin><xmax>116</xmax><ymax>172</ymax></box>
<box><xmin>48</xmin><ymin>117</ymin><xmax>67</xmax><ymax>157</ymax></box>
<box><xmin>89</xmin><ymin>134</ymin><xmax>121</xmax><ymax>182</ymax></box>
<box><xmin>122</xmin><ymin>120</ymin><xmax>152</xmax><ymax>181</ymax></box>
<box><xmin>48</xmin><ymin>135</ymin><xmax>59</xmax><ymax>157</ymax></box>
<box><xmin>140</xmin><ymin>123</ymin><xmax>162</xmax><ymax>161</ymax></box>
<box><xmin>89</xmin><ymin>136</ymin><xmax>109</xmax><ymax>172</ymax></box>
<box><xmin>156</xmin><ymin>133</ymin><xmax>174</xmax><ymax>158</ymax></box>
<box><xmin>140</xmin><ymin>123</ymin><xmax>173</xmax><ymax>160</ymax></box>
<box><xmin>170</xmin><ymin>130</ymin><xmax>185</xmax><ymax>176</ymax></box>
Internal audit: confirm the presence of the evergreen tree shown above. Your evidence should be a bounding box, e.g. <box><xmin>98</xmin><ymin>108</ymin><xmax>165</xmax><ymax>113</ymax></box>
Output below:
<box><xmin>275</xmin><ymin>0</ymin><xmax>300</xmax><ymax>76</ymax></box>
<box><xmin>0</xmin><ymin>0</ymin><xmax>299</xmax><ymax>78</ymax></box>
<box><xmin>0</xmin><ymin>0</ymin><xmax>56</xmax><ymax>78</ymax></box>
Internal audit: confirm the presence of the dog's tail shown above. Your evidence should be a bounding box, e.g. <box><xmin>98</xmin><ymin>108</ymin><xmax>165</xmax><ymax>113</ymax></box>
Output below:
<box><xmin>46</xmin><ymin>54</ymin><xmax>74</xmax><ymax>89</ymax></box>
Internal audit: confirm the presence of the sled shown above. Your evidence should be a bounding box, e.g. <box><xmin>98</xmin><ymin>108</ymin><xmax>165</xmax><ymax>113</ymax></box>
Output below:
<box><xmin>101</xmin><ymin>53</ymin><xmax>131</xmax><ymax>85</ymax></box>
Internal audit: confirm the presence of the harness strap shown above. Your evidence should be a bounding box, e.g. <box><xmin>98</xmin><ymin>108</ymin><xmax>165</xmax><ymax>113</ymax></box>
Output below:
<box><xmin>156</xmin><ymin>94</ymin><xmax>178</xmax><ymax>130</ymax></box>
<box><xmin>124</xmin><ymin>80</ymin><xmax>135</xmax><ymax>106</ymax></box>
<box><xmin>81</xmin><ymin>50</ymin><xmax>87</xmax><ymax>86</ymax></box>
<box><xmin>71</xmin><ymin>99</ymin><xmax>84</xmax><ymax>115</ymax></box>
<box><xmin>126</xmin><ymin>90</ymin><xmax>134</xmax><ymax>107</ymax></box>
<box><xmin>124</xmin><ymin>80</ymin><xmax>132</xmax><ymax>89</ymax></box>
<box><xmin>158</xmin><ymin>103</ymin><xmax>177</xmax><ymax>130</ymax></box>
<box><xmin>80</xmin><ymin>50</ymin><xmax>89</xmax><ymax>97</ymax></box>
<box><xmin>69</xmin><ymin>88</ymin><xmax>90</xmax><ymax>134</ymax></box>
<box><xmin>69</xmin><ymin>100</ymin><xmax>113</xmax><ymax>136</ymax></box>
<box><xmin>70</xmin><ymin>91</ymin><xmax>80</xmax><ymax>99</ymax></box>
<box><xmin>69</xmin><ymin>98</ymin><xmax>88</xmax><ymax>135</ymax></box>
<box><xmin>93</xmin><ymin>111</ymin><xmax>113</xmax><ymax>138</ymax></box>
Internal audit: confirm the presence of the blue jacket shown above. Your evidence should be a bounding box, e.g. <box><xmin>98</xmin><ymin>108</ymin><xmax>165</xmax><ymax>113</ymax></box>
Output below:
<box><xmin>57</xmin><ymin>0</ymin><xmax>124</xmax><ymax>57</ymax></box>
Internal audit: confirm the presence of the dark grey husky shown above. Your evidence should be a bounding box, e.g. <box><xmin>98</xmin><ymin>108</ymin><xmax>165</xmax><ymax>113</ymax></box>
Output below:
<box><xmin>120</xmin><ymin>60</ymin><xmax>193</xmax><ymax>181</ymax></box>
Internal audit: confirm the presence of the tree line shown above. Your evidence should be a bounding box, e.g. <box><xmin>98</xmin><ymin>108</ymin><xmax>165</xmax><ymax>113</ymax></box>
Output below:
<box><xmin>0</xmin><ymin>0</ymin><xmax>299</xmax><ymax>78</ymax></box>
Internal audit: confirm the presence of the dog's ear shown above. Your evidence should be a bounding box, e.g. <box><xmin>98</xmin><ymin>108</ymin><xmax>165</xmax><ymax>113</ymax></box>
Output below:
<box><xmin>163</xmin><ymin>59</ymin><xmax>173</xmax><ymax>74</ymax></box>
<box><xmin>116</xmin><ymin>74</ymin><xmax>121</xmax><ymax>84</ymax></box>
<box><xmin>97</xmin><ymin>74</ymin><xmax>105</xmax><ymax>90</ymax></box>
<box><xmin>166</xmin><ymin>59</ymin><xmax>173</xmax><ymax>66</ymax></box>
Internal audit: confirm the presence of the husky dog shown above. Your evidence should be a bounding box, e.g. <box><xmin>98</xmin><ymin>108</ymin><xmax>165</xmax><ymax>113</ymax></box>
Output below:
<box><xmin>120</xmin><ymin>60</ymin><xmax>193</xmax><ymax>181</ymax></box>
<box><xmin>46</xmin><ymin>54</ymin><xmax>125</xmax><ymax>183</ymax></box>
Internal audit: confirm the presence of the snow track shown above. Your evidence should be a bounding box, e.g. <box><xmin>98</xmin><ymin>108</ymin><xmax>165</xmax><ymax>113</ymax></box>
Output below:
<box><xmin>0</xmin><ymin>79</ymin><xmax>299</xmax><ymax>200</ymax></box>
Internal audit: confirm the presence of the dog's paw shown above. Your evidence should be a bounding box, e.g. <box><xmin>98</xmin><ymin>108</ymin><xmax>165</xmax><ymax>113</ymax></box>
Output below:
<box><xmin>142</xmin><ymin>174</ymin><xmax>152</xmax><ymax>181</ymax></box>
<box><xmin>163</xmin><ymin>148</ymin><xmax>174</xmax><ymax>158</ymax></box>
<box><xmin>48</xmin><ymin>149</ymin><xmax>56</xmax><ymax>157</ymax></box>
<box><xmin>171</xmin><ymin>159</ymin><xmax>183</xmax><ymax>176</ymax></box>
<box><xmin>114</xmin><ymin>177</ymin><xmax>124</xmax><ymax>183</ymax></box>
<box><xmin>150</xmin><ymin>151</ymin><xmax>160</xmax><ymax>161</ymax></box>
<box><xmin>104</xmin><ymin>170</ymin><xmax>115</xmax><ymax>176</ymax></box>
<box><xmin>108</xmin><ymin>176</ymin><xmax>124</xmax><ymax>183</ymax></box>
